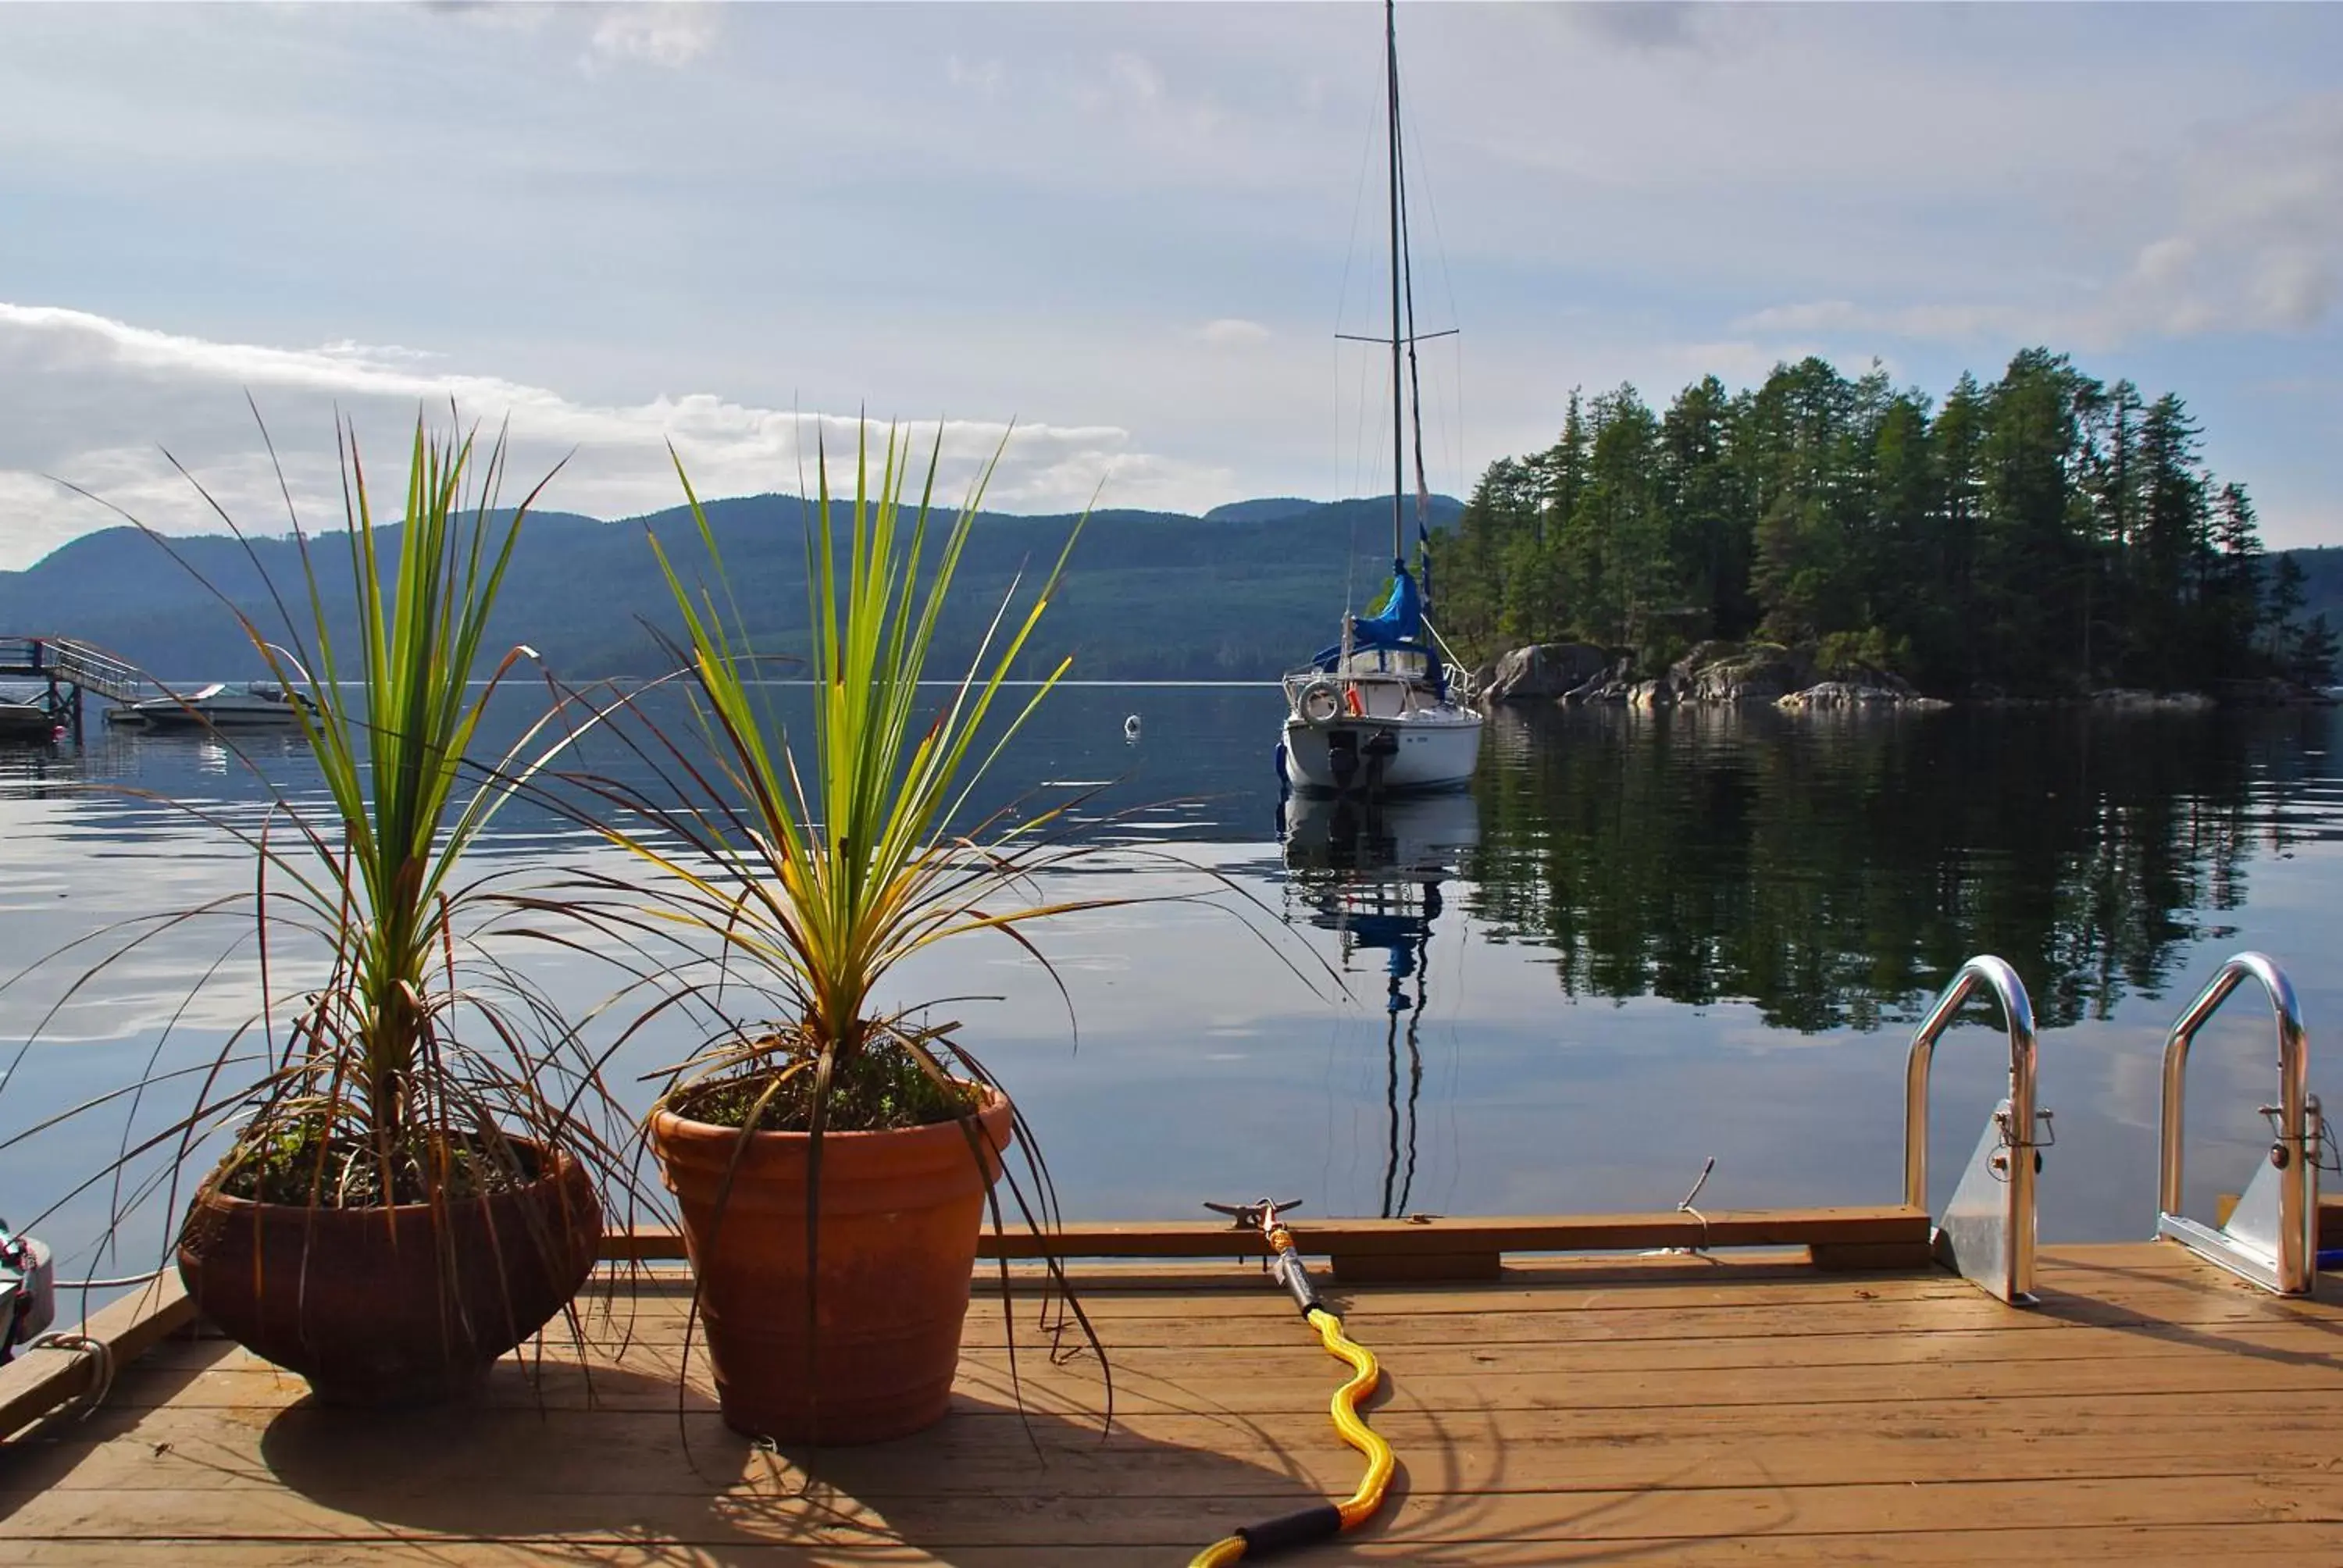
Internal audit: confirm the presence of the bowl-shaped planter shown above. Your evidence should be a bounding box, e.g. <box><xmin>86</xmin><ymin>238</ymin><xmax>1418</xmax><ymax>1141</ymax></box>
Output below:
<box><xmin>176</xmin><ymin>1138</ymin><xmax>601</xmax><ymax>1405</ymax></box>
<box><xmin>649</xmin><ymin>1088</ymin><xmax>1014</xmax><ymax>1445</ymax></box>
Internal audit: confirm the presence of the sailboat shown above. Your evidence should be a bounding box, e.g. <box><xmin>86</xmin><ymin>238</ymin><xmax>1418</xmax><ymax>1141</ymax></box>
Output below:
<box><xmin>1277</xmin><ymin>0</ymin><xmax>1483</xmax><ymax>797</ymax></box>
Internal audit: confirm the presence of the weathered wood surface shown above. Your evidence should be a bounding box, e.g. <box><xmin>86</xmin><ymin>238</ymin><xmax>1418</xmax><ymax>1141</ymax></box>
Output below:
<box><xmin>7</xmin><ymin>1243</ymin><xmax>2343</xmax><ymax>1563</ymax></box>
<box><xmin>607</xmin><ymin>1203</ymin><xmax>1931</xmax><ymax>1266</ymax></box>
<box><xmin>0</xmin><ymin>1275</ymin><xmax>193</xmax><ymax>1439</ymax></box>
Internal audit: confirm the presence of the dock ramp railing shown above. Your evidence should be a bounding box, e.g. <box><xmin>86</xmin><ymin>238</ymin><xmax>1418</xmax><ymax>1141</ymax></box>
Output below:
<box><xmin>2157</xmin><ymin>952</ymin><xmax>2323</xmax><ymax>1295</ymax></box>
<box><xmin>0</xmin><ymin>637</ymin><xmax>146</xmax><ymax>704</ymax></box>
<box><xmin>1906</xmin><ymin>955</ymin><xmax>2049</xmax><ymax>1304</ymax></box>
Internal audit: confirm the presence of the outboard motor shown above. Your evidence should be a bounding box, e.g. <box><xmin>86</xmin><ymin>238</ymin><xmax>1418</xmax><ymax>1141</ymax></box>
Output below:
<box><xmin>1326</xmin><ymin>728</ymin><xmax>1362</xmax><ymax>792</ymax></box>
<box><xmin>1</xmin><ymin>1219</ymin><xmax>56</xmax><ymax>1364</ymax></box>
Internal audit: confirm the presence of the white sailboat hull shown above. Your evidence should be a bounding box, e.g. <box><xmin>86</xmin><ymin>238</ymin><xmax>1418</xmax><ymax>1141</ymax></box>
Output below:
<box><xmin>1279</xmin><ymin>708</ymin><xmax>1482</xmax><ymax>794</ymax></box>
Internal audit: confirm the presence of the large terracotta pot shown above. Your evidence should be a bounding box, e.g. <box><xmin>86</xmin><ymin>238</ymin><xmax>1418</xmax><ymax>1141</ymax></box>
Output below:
<box><xmin>648</xmin><ymin>1089</ymin><xmax>1013</xmax><ymax>1445</ymax></box>
<box><xmin>176</xmin><ymin>1137</ymin><xmax>601</xmax><ymax>1405</ymax></box>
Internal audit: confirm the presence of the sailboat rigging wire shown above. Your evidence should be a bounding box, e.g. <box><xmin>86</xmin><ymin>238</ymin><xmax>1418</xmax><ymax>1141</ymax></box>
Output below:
<box><xmin>1405</xmin><ymin>98</ymin><xmax>1469</xmax><ymax>505</ymax></box>
<box><xmin>1382</xmin><ymin>0</ymin><xmax>1405</xmax><ymax>568</ymax></box>
<box><xmin>1424</xmin><ymin>617</ymin><xmax>1475</xmax><ymax>693</ymax></box>
<box><xmin>1394</xmin><ymin>45</ymin><xmax>1432</xmax><ymax>590</ymax></box>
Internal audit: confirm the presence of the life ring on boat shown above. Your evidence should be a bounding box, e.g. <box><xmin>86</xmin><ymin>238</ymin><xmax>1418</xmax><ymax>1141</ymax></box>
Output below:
<box><xmin>1296</xmin><ymin>679</ymin><xmax>1344</xmax><ymax>725</ymax></box>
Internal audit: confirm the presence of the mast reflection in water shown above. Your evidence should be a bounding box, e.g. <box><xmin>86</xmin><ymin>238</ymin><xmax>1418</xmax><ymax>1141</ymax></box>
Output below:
<box><xmin>1280</xmin><ymin>789</ymin><xmax>1477</xmax><ymax>1218</ymax></box>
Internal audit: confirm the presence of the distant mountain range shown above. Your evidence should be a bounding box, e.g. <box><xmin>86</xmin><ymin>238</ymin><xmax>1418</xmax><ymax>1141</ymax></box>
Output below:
<box><xmin>13</xmin><ymin>494</ymin><xmax>2338</xmax><ymax>690</ymax></box>
<box><xmin>0</xmin><ymin>494</ymin><xmax>1464</xmax><ymax>685</ymax></box>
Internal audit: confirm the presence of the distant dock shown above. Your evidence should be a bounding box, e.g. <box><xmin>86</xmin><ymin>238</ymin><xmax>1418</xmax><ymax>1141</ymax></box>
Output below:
<box><xmin>0</xmin><ymin>637</ymin><xmax>144</xmax><ymax>743</ymax></box>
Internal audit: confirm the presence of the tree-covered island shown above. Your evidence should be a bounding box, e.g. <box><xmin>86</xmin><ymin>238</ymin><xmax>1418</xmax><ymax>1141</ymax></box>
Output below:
<box><xmin>1436</xmin><ymin>349</ymin><xmax>2338</xmax><ymax>701</ymax></box>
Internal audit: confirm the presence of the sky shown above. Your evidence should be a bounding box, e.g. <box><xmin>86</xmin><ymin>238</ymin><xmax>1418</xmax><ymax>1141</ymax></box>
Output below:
<box><xmin>1</xmin><ymin>0</ymin><xmax>2338</xmax><ymax>572</ymax></box>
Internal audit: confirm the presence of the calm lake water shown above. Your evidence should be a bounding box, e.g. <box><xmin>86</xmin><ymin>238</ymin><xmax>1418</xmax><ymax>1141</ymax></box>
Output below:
<box><xmin>3</xmin><ymin>683</ymin><xmax>2338</xmax><ymax>1289</ymax></box>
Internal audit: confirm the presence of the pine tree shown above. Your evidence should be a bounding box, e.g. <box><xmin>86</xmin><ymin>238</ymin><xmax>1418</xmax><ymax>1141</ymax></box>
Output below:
<box><xmin>1430</xmin><ymin>350</ymin><xmax>2280</xmax><ymax>693</ymax></box>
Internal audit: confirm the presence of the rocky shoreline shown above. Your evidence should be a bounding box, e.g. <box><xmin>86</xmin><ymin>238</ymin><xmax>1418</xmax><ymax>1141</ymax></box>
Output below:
<box><xmin>1472</xmin><ymin>640</ymin><xmax>2336</xmax><ymax>713</ymax></box>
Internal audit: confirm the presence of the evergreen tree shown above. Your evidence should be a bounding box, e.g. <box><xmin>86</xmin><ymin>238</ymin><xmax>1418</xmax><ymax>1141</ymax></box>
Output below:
<box><xmin>2133</xmin><ymin>393</ymin><xmax>2209</xmax><ymax>684</ymax></box>
<box><xmin>1438</xmin><ymin>349</ymin><xmax>2290</xmax><ymax>697</ymax></box>
<box><xmin>2206</xmin><ymin>482</ymin><xmax>2264</xmax><ymax>679</ymax></box>
<box><xmin>1657</xmin><ymin>375</ymin><xmax>1746</xmax><ymax>638</ymax></box>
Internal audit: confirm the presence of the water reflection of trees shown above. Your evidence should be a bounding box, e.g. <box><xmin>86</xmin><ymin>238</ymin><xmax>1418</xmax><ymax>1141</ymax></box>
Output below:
<box><xmin>1467</xmin><ymin>704</ymin><xmax>2332</xmax><ymax>1032</ymax></box>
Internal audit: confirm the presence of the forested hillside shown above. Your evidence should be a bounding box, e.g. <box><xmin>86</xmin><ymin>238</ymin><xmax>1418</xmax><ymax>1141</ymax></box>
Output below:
<box><xmin>0</xmin><ymin>494</ymin><xmax>1459</xmax><ymax>684</ymax></box>
<box><xmin>1435</xmin><ymin>350</ymin><xmax>2338</xmax><ymax>695</ymax></box>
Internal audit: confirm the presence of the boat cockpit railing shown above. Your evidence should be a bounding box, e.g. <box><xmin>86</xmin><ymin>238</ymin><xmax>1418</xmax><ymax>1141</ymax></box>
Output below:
<box><xmin>1905</xmin><ymin>955</ymin><xmax>2049</xmax><ymax>1304</ymax></box>
<box><xmin>2156</xmin><ymin>951</ymin><xmax>2323</xmax><ymax>1295</ymax></box>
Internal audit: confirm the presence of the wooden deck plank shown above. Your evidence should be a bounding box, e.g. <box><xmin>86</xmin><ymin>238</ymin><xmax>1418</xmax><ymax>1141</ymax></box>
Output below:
<box><xmin>608</xmin><ymin>1206</ymin><xmax>1932</xmax><ymax>1264</ymax></box>
<box><xmin>6</xmin><ymin>1240</ymin><xmax>2343</xmax><ymax>1564</ymax></box>
<box><xmin>16</xmin><ymin>1529</ymin><xmax>2343</xmax><ymax>1566</ymax></box>
<box><xmin>86</xmin><ymin>1336</ymin><xmax>2343</xmax><ymax>1419</ymax></box>
<box><xmin>22</xmin><ymin>1392</ymin><xmax>2343</xmax><ymax>1499</ymax></box>
<box><xmin>123</xmin><ymin>1312</ymin><xmax>2343</xmax><ymax>1381</ymax></box>
<box><xmin>7</xmin><ymin>1472</ymin><xmax>2342</xmax><ymax>1547</ymax></box>
<box><xmin>0</xmin><ymin>1275</ymin><xmax>192</xmax><ymax>1438</ymax></box>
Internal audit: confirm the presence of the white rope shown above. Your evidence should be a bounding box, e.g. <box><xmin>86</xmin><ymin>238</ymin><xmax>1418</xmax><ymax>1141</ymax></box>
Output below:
<box><xmin>55</xmin><ymin>1270</ymin><xmax>165</xmax><ymax>1291</ymax></box>
<box><xmin>23</xmin><ymin>1331</ymin><xmax>116</xmax><ymax>1420</ymax></box>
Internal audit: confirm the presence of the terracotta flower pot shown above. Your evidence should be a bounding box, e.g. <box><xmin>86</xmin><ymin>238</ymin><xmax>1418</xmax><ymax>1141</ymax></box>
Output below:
<box><xmin>176</xmin><ymin>1137</ymin><xmax>601</xmax><ymax>1405</ymax></box>
<box><xmin>648</xmin><ymin>1089</ymin><xmax>1013</xmax><ymax>1445</ymax></box>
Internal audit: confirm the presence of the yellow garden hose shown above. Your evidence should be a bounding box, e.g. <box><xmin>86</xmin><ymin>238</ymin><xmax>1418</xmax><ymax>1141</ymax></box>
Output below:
<box><xmin>1189</xmin><ymin>1203</ymin><xmax>1398</xmax><ymax>1566</ymax></box>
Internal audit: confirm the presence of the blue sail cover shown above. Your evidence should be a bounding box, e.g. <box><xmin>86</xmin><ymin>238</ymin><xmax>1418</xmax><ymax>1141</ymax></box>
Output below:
<box><xmin>1354</xmin><ymin>563</ymin><xmax>1424</xmax><ymax>647</ymax></box>
<box><xmin>1307</xmin><ymin>563</ymin><xmax>1443</xmax><ymax>692</ymax></box>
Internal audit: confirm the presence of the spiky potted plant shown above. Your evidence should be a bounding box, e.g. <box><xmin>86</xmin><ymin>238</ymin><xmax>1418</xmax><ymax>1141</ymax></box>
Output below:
<box><xmin>9</xmin><ymin>416</ymin><xmax>614</xmax><ymax>1403</ymax></box>
<box><xmin>574</xmin><ymin>426</ymin><xmax>1104</xmax><ymax>1445</ymax></box>
<box><xmin>173</xmin><ymin>419</ymin><xmax>612</xmax><ymax>1402</ymax></box>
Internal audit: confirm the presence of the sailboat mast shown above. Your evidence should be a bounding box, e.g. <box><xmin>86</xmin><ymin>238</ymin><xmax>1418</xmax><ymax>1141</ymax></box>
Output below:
<box><xmin>1397</xmin><ymin>81</ymin><xmax>1429</xmax><ymax>586</ymax></box>
<box><xmin>1384</xmin><ymin>0</ymin><xmax>1404</xmax><ymax>571</ymax></box>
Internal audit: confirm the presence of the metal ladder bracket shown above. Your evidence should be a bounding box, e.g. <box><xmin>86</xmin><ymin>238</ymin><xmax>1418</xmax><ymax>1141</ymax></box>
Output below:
<box><xmin>2156</xmin><ymin>953</ymin><xmax>2319</xmax><ymax>1296</ymax></box>
<box><xmin>2159</xmin><ymin>1163</ymin><xmax>2291</xmax><ymax>1293</ymax></box>
<box><xmin>1934</xmin><ymin>1098</ymin><xmax>2040</xmax><ymax>1305</ymax></box>
<box><xmin>1906</xmin><ymin>955</ymin><xmax>2042</xmax><ymax>1306</ymax></box>
<box><xmin>2158</xmin><ymin>1096</ymin><xmax>2322</xmax><ymax>1295</ymax></box>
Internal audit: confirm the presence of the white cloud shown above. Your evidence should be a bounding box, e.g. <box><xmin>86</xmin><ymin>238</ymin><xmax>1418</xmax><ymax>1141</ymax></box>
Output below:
<box><xmin>1563</xmin><ymin>2</ymin><xmax>1722</xmax><ymax>55</ymax></box>
<box><xmin>1729</xmin><ymin>300</ymin><xmax>2035</xmax><ymax>345</ymax></box>
<box><xmin>2119</xmin><ymin>94</ymin><xmax>2343</xmax><ymax>336</ymax></box>
<box><xmin>1196</xmin><ymin>318</ymin><xmax>1271</xmax><ymax>348</ymax></box>
<box><xmin>583</xmin><ymin>2</ymin><xmax>716</xmax><ymax>74</ymax></box>
<box><xmin>946</xmin><ymin>54</ymin><xmax>1005</xmax><ymax>99</ymax></box>
<box><xmin>0</xmin><ymin>303</ymin><xmax>1224</xmax><ymax>570</ymax></box>
<box><xmin>1730</xmin><ymin>94</ymin><xmax>2343</xmax><ymax>354</ymax></box>
<box><xmin>1107</xmin><ymin>52</ymin><xmax>1164</xmax><ymax>105</ymax></box>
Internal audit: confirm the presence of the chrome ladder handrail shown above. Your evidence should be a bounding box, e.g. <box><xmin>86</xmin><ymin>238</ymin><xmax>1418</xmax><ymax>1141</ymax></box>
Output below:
<box><xmin>1905</xmin><ymin>955</ymin><xmax>2044</xmax><ymax>1303</ymax></box>
<box><xmin>2156</xmin><ymin>952</ymin><xmax>2321</xmax><ymax>1295</ymax></box>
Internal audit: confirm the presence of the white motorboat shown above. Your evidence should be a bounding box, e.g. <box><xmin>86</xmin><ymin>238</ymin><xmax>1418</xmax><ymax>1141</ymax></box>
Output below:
<box><xmin>1276</xmin><ymin>0</ymin><xmax>1481</xmax><ymax>797</ymax></box>
<box><xmin>107</xmin><ymin>682</ymin><xmax>317</xmax><ymax>732</ymax></box>
<box><xmin>0</xmin><ymin>700</ymin><xmax>59</xmax><ymax>744</ymax></box>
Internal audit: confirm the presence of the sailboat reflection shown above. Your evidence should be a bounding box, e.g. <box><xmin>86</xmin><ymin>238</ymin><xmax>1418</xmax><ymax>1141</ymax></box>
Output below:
<box><xmin>1278</xmin><ymin>789</ymin><xmax>1478</xmax><ymax>1217</ymax></box>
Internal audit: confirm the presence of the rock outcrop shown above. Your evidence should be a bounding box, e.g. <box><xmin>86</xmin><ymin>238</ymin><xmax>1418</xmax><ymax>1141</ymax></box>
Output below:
<box><xmin>1776</xmin><ymin>682</ymin><xmax>1951</xmax><ymax>712</ymax></box>
<box><xmin>1482</xmin><ymin>643</ymin><xmax>1613</xmax><ymax>703</ymax></box>
<box><xmin>1668</xmin><ymin>642</ymin><xmax>1815</xmax><ymax>704</ymax></box>
<box><xmin>2088</xmin><ymin>689</ymin><xmax>2217</xmax><ymax>713</ymax></box>
<box><xmin>2208</xmin><ymin>678</ymin><xmax>2338</xmax><ymax>707</ymax></box>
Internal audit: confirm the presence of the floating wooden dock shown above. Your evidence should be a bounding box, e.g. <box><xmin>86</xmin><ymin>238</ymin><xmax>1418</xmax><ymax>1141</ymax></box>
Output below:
<box><xmin>5</xmin><ymin>1232</ymin><xmax>2342</xmax><ymax>1565</ymax></box>
<box><xmin>0</xmin><ymin>879</ymin><xmax>2330</xmax><ymax>1560</ymax></box>
<box><xmin>0</xmin><ymin>637</ymin><xmax>144</xmax><ymax>742</ymax></box>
